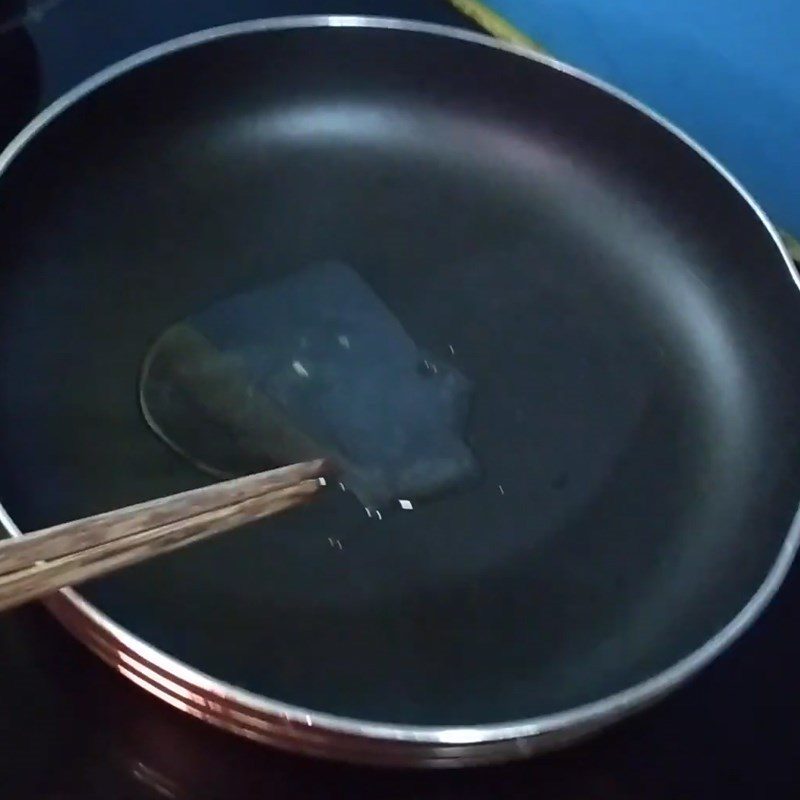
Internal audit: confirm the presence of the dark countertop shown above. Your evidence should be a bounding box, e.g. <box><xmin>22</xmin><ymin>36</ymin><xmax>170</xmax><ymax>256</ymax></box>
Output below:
<box><xmin>2</xmin><ymin>2</ymin><xmax>800</xmax><ymax>797</ymax></box>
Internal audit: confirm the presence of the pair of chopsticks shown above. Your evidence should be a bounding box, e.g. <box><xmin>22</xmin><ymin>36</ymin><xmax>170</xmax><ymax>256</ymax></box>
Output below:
<box><xmin>0</xmin><ymin>459</ymin><xmax>326</xmax><ymax>613</ymax></box>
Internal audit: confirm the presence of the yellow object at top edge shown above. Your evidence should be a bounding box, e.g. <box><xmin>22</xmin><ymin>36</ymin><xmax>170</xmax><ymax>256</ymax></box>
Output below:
<box><xmin>446</xmin><ymin>0</ymin><xmax>547</xmax><ymax>51</ymax></box>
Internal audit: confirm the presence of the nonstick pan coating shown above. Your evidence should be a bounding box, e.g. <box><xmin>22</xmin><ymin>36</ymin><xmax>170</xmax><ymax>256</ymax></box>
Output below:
<box><xmin>0</xmin><ymin>18</ymin><xmax>799</xmax><ymax>766</ymax></box>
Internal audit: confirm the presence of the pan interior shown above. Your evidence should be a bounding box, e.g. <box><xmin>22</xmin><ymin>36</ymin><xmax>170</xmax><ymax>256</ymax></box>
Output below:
<box><xmin>0</xmin><ymin>25</ymin><xmax>799</xmax><ymax>727</ymax></box>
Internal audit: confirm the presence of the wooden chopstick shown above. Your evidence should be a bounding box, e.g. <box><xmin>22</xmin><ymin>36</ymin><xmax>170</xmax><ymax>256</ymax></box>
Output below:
<box><xmin>0</xmin><ymin>459</ymin><xmax>326</xmax><ymax>613</ymax></box>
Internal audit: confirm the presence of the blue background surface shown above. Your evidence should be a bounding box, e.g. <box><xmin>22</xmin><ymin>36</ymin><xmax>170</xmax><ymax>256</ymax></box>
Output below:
<box><xmin>487</xmin><ymin>0</ymin><xmax>800</xmax><ymax>237</ymax></box>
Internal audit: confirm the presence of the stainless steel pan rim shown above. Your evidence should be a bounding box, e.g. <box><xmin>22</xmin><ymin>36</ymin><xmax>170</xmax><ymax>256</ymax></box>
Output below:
<box><xmin>0</xmin><ymin>15</ymin><xmax>798</xmax><ymax>767</ymax></box>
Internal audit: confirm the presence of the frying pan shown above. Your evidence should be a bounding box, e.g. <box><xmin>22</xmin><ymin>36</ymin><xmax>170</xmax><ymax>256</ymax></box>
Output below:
<box><xmin>0</xmin><ymin>17</ymin><xmax>799</xmax><ymax>767</ymax></box>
